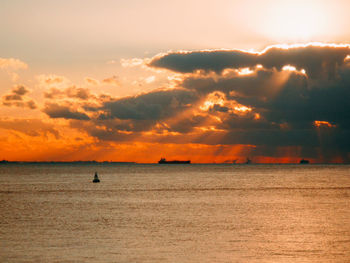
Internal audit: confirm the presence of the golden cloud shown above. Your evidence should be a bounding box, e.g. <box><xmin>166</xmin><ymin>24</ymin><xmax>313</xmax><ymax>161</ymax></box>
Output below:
<box><xmin>0</xmin><ymin>58</ymin><xmax>28</xmax><ymax>70</ymax></box>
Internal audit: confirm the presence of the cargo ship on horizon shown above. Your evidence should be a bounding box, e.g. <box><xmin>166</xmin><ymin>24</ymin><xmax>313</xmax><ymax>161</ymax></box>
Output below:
<box><xmin>158</xmin><ymin>158</ymin><xmax>191</xmax><ymax>164</ymax></box>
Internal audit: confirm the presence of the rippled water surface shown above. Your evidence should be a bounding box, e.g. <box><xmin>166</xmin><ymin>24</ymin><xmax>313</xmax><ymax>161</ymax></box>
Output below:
<box><xmin>1</xmin><ymin>164</ymin><xmax>350</xmax><ymax>262</ymax></box>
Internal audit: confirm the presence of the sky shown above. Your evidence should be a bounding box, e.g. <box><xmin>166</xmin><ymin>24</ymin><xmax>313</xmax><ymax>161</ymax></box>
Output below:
<box><xmin>1</xmin><ymin>0</ymin><xmax>350</xmax><ymax>163</ymax></box>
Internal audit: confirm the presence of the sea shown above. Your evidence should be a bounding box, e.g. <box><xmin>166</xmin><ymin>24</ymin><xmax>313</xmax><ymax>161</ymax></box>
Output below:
<box><xmin>1</xmin><ymin>164</ymin><xmax>350</xmax><ymax>262</ymax></box>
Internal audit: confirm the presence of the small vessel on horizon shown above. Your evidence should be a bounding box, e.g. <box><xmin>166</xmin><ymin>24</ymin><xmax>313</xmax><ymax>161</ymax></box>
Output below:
<box><xmin>92</xmin><ymin>172</ymin><xmax>100</xmax><ymax>183</ymax></box>
<box><xmin>245</xmin><ymin>158</ymin><xmax>252</xmax><ymax>164</ymax></box>
<box><xmin>299</xmin><ymin>159</ymin><xmax>310</xmax><ymax>164</ymax></box>
<box><xmin>158</xmin><ymin>158</ymin><xmax>191</xmax><ymax>164</ymax></box>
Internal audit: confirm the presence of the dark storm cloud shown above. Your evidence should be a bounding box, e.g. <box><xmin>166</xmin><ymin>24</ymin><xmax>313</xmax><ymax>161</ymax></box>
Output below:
<box><xmin>68</xmin><ymin>88</ymin><xmax>205</xmax><ymax>141</ymax></box>
<box><xmin>70</xmin><ymin>120</ymin><xmax>137</xmax><ymax>142</ymax></box>
<box><xmin>43</xmin><ymin>103</ymin><xmax>90</xmax><ymax>120</ymax></box>
<box><xmin>149</xmin><ymin>50</ymin><xmax>257</xmax><ymax>73</ymax></box>
<box><xmin>181</xmin><ymin>65</ymin><xmax>350</xmax><ymax>129</ymax></box>
<box><xmin>260</xmin><ymin>45</ymin><xmax>350</xmax><ymax>79</ymax></box>
<box><xmin>171</xmin><ymin>58</ymin><xmax>350</xmax><ymax>160</ymax></box>
<box><xmin>166</xmin><ymin>114</ymin><xmax>209</xmax><ymax>133</ymax></box>
<box><xmin>100</xmin><ymin>88</ymin><xmax>198</xmax><ymax>120</ymax></box>
<box><xmin>149</xmin><ymin>44</ymin><xmax>350</xmax><ymax>79</ymax></box>
<box><xmin>182</xmin><ymin>68</ymin><xmax>279</xmax><ymax>100</ymax></box>
<box><xmin>2</xmin><ymin>85</ymin><xmax>37</xmax><ymax>109</ymax></box>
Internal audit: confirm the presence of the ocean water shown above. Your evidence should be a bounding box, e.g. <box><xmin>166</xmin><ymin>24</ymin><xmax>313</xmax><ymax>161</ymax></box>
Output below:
<box><xmin>1</xmin><ymin>164</ymin><xmax>350</xmax><ymax>262</ymax></box>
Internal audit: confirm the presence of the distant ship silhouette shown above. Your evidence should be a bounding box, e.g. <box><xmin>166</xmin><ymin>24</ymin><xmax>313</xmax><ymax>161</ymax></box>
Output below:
<box><xmin>158</xmin><ymin>158</ymin><xmax>191</xmax><ymax>164</ymax></box>
<box><xmin>245</xmin><ymin>158</ymin><xmax>252</xmax><ymax>164</ymax></box>
<box><xmin>299</xmin><ymin>159</ymin><xmax>310</xmax><ymax>164</ymax></box>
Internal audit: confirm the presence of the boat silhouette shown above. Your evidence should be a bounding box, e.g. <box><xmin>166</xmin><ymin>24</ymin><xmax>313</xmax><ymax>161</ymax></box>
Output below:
<box><xmin>158</xmin><ymin>158</ymin><xmax>191</xmax><ymax>164</ymax></box>
<box><xmin>245</xmin><ymin>158</ymin><xmax>252</xmax><ymax>164</ymax></box>
<box><xmin>92</xmin><ymin>172</ymin><xmax>100</xmax><ymax>183</ymax></box>
<box><xmin>299</xmin><ymin>159</ymin><xmax>310</xmax><ymax>164</ymax></box>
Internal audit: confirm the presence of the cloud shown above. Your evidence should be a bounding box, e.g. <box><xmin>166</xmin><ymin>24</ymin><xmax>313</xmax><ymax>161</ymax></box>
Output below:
<box><xmin>149</xmin><ymin>50</ymin><xmax>257</xmax><ymax>73</ymax></box>
<box><xmin>0</xmin><ymin>58</ymin><xmax>28</xmax><ymax>70</ymax></box>
<box><xmin>120</xmin><ymin>58</ymin><xmax>144</xmax><ymax>68</ymax></box>
<box><xmin>0</xmin><ymin>119</ymin><xmax>60</xmax><ymax>139</ymax></box>
<box><xmin>0</xmin><ymin>58</ymin><xmax>28</xmax><ymax>83</ymax></box>
<box><xmin>2</xmin><ymin>85</ymin><xmax>37</xmax><ymax>109</ymax></box>
<box><xmin>99</xmin><ymin>88</ymin><xmax>198</xmax><ymax>121</ymax></box>
<box><xmin>30</xmin><ymin>43</ymin><xmax>350</xmax><ymax>162</ymax></box>
<box><xmin>149</xmin><ymin>43</ymin><xmax>350</xmax><ymax>79</ymax></box>
<box><xmin>65</xmin><ymin>88</ymin><xmax>202</xmax><ymax>142</ymax></box>
<box><xmin>37</xmin><ymin>74</ymin><xmax>69</xmax><ymax>86</ymax></box>
<box><xmin>85</xmin><ymin>77</ymin><xmax>100</xmax><ymax>86</ymax></box>
<box><xmin>43</xmin><ymin>103</ymin><xmax>90</xmax><ymax>120</ymax></box>
<box><xmin>182</xmin><ymin>66</ymin><xmax>350</xmax><ymax>128</ymax></box>
<box><xmin>145</xmin><ymin>75</ymin><xmax>156</xmax><ymax>84</ymax></box>
<box><xmin>102</xmin><ymin>76</ymin><xmax>119</xmax><ymax>86</ymax></box>
<box><xmin>84</xmin><ymin>76</ymin><xmax>120</xmax><ymax>86</ymax></box>
<box><xmin>44</xmin><ymin>86</ymin><xmax>93</xmax><ymax>100</ymax></box>
<box><xmin>41</xmin><ymin>78</ymin><xmax>114</xmax><ymax>121</ymax></box>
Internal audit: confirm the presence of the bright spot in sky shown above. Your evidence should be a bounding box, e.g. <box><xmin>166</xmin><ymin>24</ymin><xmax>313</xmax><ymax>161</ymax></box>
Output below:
<box><xmin>200</xmin><ymin>92</ymin><xmax>225</xmax><ymax>111</ymax></box>
<box><xmin>237</xmin><ymin>67</ymin><xmax>254</xmax><ymax>75</ymax></box>
<box><xmin>234</xmin><ymin>105</ymin><xmax>251</xmax><ymax>113</ymax></box>
<box><xmin>282</xmin><ymin>65</ymin><xmax>297</xmax><ymax>71</ymax></box>
<box><xmin>260</xmin><ymin>0</ymin><xmax>328</xmax><ymax>41</ymax></box>
<box><xmin>282</xmin><ymin>64</ymin><xmax>307</xmax><ymax>75</ymax></box>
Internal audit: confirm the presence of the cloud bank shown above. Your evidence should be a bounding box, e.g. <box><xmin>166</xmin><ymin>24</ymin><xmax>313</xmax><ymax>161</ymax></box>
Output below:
<box><xmin>10</xmin><ymin>43</ymin><xmax>349</xmax><ymax>162</ymax></box>
<box><xmin>149</xmin><ymin>43</ymin><xmax>350</xmax><ymax>79</ymax></box>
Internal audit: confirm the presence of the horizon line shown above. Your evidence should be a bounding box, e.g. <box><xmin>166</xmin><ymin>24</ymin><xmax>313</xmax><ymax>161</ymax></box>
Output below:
<box><xmin>1</xmin><ymin>160</ymin><xmax>349</xmax><ymax>165</ymax></box>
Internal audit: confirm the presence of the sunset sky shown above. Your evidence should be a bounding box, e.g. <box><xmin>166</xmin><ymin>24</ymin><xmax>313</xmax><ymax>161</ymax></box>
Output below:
<box><xmin>1</xmin><ymin>0</ymin><xmax>350</xmax><ymax>163</ymax></box>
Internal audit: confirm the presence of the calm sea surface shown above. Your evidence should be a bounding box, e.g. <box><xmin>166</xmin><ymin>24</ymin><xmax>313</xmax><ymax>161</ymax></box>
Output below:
<box><xmin>1</xmin><ymin>164</ymin><xmax>350</xmax><ymax>262</ymax></box>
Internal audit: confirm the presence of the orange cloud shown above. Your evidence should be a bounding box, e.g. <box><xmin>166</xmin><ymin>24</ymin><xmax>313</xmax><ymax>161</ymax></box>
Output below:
<box><xmin>0</xmin><ymin>121</ymin><xmax>95</xmax><ymax>161</ymax></box>
<box><xmin>0</xmin><ymin>118</ymin><xmax>59</xmax><ymax>139</ymax></box>
<box><xmin>37</xmin><ymin>74</ymin><xmax>71</xmax><ymax>90</ymax></box>
<box><xmin>0</xmin><ymin>128</ymin><xmax>256</xmax><ymax>163</ymax></box>
<box><xmin>314</xmin><ymin>120</ymin><xmax>336</xmax><ymax>128</ymax></box>
<box><xmin>199</xmin><ymin>91</ymin><xmax>253</xmax><ymax>116</ymax></box>
<box><xmin>2</xmin><ymin>85</ymin><xmax>37</xmax><ymax>109</ymax></box>
<box><xmin>44</xmin><ymin>86</ymin><xmax>93</xmax><ymax>101</ymax></box>
<box><xmin>85</xmin><ymin>77</ymin><xmax>100</xmax><ymax>86</ymax></box>
<box><xmin>102</xmin><ymin>76</ymin><xmax>119</xmax><ymax>86</ymax></box>
<box><xmin>0</xmin><ymin>58</ymin><xmax>28</xmax><ymax>70</ymax></box>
